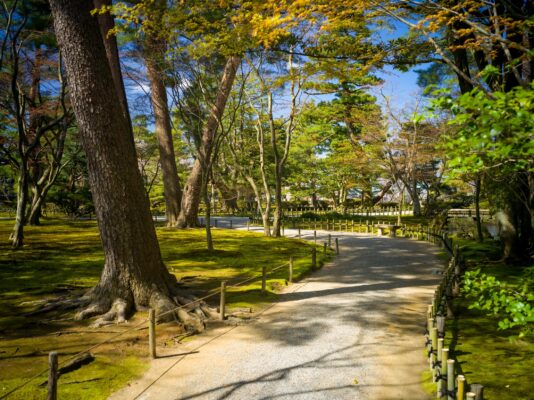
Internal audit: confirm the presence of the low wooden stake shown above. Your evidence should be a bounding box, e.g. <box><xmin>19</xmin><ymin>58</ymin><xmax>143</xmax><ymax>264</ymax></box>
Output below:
<box><xmin>148</xmin><ymin>309</ymin><xmax>157</xmax><ymax>359</ymax></box>
<box><xmin>47</xmin><ymin>351</ymin><xmax>58</xmax><ymax>400</ymax></box>
<box><xmin>289</xmin><ymin>256</ymin><xmax>294</xmax><ymax>283</ymax></box>
<box><xmin>323</xmin><ymin>242</ymin><xmax>327</xmax><ymax>254</ymax></box>
<box><xmin>328</xmin><ymin>234</ymin><xmax>331</xmax><ymax>247</ymax></box>
<box><xmin>335</xmin><ymin>237</ymin><xmax>339</xmax><ymax>254</ymax></box>
<box><xmin>311</xmin><ymin>248</ymin><xmax>316</xmax><ymax>270</ymax></box>
<box><xmin>298</xmin><ymin>228</ymin><xmax>301</xmax><ymax>238</ymax></box>
<box><xmin>313</xmin><ymin>230</ymin><xmax>317</xmax><ymax>244</ymax></box>
<box><xmin>220</xmin><ymin>281</ymin><xmax>226</xmax><ymax>320</ymax></box>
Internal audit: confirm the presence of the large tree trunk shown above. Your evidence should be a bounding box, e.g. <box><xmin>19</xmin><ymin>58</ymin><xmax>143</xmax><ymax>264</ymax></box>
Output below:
<box><xmin>93</xmin><ymin>0</ymin><xmax>130</xmax><ymax>125</ymax></box>
<box><xmin>49</xmin><ymin>0</ymin><xmax>212</xmax><ymax>330</ymax></box>
<box><xmin>145</xmin><ymin>37</ymin><xmax>182</xmax><ymax>226</ymax></box>
<box><xmin>176</xmin><ymin>56</ymin><xmax>240</xmax><ymax>228</ymax></box>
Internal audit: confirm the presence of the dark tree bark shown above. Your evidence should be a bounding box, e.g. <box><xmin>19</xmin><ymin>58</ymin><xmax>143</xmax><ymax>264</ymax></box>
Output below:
<box><xmin>93</xmin><ymin>0</ymin><xmax>130</xmax><ymax>124</ymax></box>
<box><xmin>49</xmin><ymin>0</ymin><xmax>213</xmax><ymax>329</ymax></box>
<box><xmin>144</xmin><ymin>35</ymin><xmax>182</xmax><ymax>226</ymax></box>
<box><xmin>176</xmin><ymin>56</ymin><xmax>240</xmax><ymax>228</ymax></box>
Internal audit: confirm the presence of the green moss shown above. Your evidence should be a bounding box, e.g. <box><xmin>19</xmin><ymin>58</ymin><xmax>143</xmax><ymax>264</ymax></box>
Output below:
<box><xmin>0</xmin><ymin>218</ymin><xmax>328</xmax><ymax>399</ymax></box>
<box><xmin>442</xmin><ymin>238</ymin><xmax>534</xmax><ymax>400</ymax></box>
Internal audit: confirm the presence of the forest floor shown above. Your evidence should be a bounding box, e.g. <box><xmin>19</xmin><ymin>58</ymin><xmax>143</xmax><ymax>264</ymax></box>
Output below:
<box><xmin>110</xmin><ymin>227</ymin><xmax>441</xmax><ymax>400</ymax></box>
<box><xmin>0</xmin><ymin>219</ymin><xmax>326</xmax><ymax>399</ymax></box>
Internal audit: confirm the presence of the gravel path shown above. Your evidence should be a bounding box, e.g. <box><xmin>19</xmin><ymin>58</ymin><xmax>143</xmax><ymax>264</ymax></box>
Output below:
<box><xmin>110</xmin><ymin>227</ymin><xmax>441</xmax><ymax>400</ymax></box>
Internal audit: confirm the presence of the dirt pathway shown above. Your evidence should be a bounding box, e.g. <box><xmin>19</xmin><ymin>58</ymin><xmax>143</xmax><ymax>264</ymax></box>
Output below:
<box><xmin>110</xmin><ymin>229</ymin><xmax>441</xmax><ymax>400</ymax></box>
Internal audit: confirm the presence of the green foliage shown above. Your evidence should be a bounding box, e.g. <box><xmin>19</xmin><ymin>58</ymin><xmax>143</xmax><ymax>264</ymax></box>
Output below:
<box><xmin>432</xmin><ymin>84</ymin><xmax>534</xmax><ymax>177</ymax></box>
<box><xmin>462</xmin><ymin>268</ymin><xmax>534</xmax><ymax>338</ymax></box>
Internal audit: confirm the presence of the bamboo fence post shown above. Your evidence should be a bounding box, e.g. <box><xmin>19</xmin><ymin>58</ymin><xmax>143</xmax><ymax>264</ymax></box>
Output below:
<box><xmin>447</xmin><ymin>359</ymin><xmax>455</xmax><ymax>400</ymax></box>
<box><xmin>47</xmin><ymin>351</ymin><xmax>58</xmax><ymax>400</ymax></box>
<box><xmin>431</xmin><ymin>327</ymin><xmax>438</xmax><ymax>382</ymax></box>
<box><xmin>436</xmin><ymin>315</ymin><xmax>446</xmax><ymax>338</ymax></box>
<box><xmin>470</xmin><ymin>384</ymin><xmax>484</xmax><ymax>400</ymax></box>
<box><xmin>457</xmin><ymin>375</ymin><xmax>465</xmax><ymax>400</ymax></box>
<box><xmin>289</xmin><ymin>256</ymin><xmax>294</xmax><ymax>283</ymax></box>
<box><xmin>437</xmin><ymin>338</ymin><xmax>445</xmax><ymax>399</ymax></box>
<box><xmin>261</xmin><ymin>266</ymin><xmax>267</xmax><ymax>294</ymax></box>
<box><xmin>220</xmin><ymin>281</ymin><xmax>226</xmax><ymax>320</ymax></box>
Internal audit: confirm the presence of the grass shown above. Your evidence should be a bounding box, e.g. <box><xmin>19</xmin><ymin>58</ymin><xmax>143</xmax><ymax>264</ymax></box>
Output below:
<box><xmin>423</xmin><ymin>238</ymin><xmax>534</xmax><ymax>400</ymax></box>
<box><xmin>0</xmin><ymin>218</ymin><xmax>328</xmax><ymax>399</ymax></box>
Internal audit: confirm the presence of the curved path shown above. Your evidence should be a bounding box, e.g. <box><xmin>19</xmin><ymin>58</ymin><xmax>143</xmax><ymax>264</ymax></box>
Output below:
<box><xmin>110</xmin><ymin>226</ymin><xmax>441</xmax><ymax>400</ymax></box>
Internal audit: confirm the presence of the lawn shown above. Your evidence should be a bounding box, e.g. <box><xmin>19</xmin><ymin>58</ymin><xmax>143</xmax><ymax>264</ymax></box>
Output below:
<box><xmin>0</xmin><ymin>218</ymin><xmax>327</xmax><ymax>399</ymax></box>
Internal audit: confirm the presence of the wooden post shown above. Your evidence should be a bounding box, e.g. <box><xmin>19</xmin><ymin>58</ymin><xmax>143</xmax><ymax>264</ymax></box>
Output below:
<box><xmin>457</xmin><ymin>375</ymin><xmax>465</xmax><ymax>400</ymax></box>
<box><xmin>214</xmin><ymin>219</ymin><xmax>218</xmax><ymax>228</ymax></box>
<box><xmin>324</xmin><ymin>242</ymin><xmax>327</xmax><ymax>254</ymax></box>
<box><xmin>247</xmin><ymin>220</ymin><xmax>250</xmax><ymax>231</ymax></box>
<box><xmin>447</xmin><ymin>359</ymin><xmax>455</xmax><ymax>400</ymax></box>
<box><xmin>313</xmin><ymin>230</ymin><xmax>317</xmax><ymax>244</ymax></box>
<box><xmin>351</xmin><ymin>220</ymin><xmax>354</xmax><ymax>233</ymax></box>
<box><xmin>335</xmin><ymin>238</ymin><xmax>339</xmax><ymax>254</ymax></box>
<box><xmin>230</xmin><ymin>219</ymin><xmax>233</xmax><ymax>229</ymax></box>
<box><xmin>328</xmin><ymin>234</ymin><xmax>331</xmax><ymax>247</ymax></box>
<box><xmin>261</xmin><ymin>266</ymin><xmax>267</xmax><ymax>294</ymax></box>
<box><xmin>298</xmin><ymin>227</ymin><xmax>301</xmax><ymax>238</ymax></box>
<box><xmin>216</xmin><ymin>282</ymin><xmax>226</xmax><ymax>322</ymax></box>
<box><xmin>289</xmin><ymin>256</ymin><xmax>294</xmax><ymax>283</ymax></box>
<box><xmin>149</xmin><ymin>309</ymin><xmax>157</xmax><ymax>359</ymax></box>
<box><xmin>47</xmin><ymin>351</ymin><xmax>58</xmax><ymax>400</ymax></box>
<box><xmin>311</xmin><ymin>248</ymin><xmax>316</xmax><ymax>269</ymax></box>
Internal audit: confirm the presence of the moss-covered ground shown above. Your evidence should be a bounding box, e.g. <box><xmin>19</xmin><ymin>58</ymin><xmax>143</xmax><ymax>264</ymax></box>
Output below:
<box><xmin>423</xmin><ymin>239</ymin><xmax>534</xmax><ymax>400</ymax></box>
<box><xmin>0</xmin><ymin>218</ymin><xmax>327</xmax><ymax>399</ymax></box>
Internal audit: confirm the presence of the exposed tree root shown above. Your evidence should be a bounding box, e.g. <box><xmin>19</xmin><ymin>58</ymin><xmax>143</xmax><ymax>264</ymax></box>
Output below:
<box><xmin>26</xmin><ymin>281</ymin><xmax>220</xmax><ymax>334</ymax></box>
<box><xmin>71</xmin><ymin>288</ymin><xmax>219</xmax><ymax>332</ymax></box>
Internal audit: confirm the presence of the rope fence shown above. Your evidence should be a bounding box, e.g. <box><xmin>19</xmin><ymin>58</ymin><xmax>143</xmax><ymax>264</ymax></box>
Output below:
<box><xmin>1</xmin><ymin>243</ymin><xmax>330</xmax><ymax>399</ymax></box>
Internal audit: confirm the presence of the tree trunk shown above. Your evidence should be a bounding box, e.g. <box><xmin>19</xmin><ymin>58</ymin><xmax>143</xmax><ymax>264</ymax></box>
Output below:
<box><xmin>11</xmin><ymin>169</ymin><xmax>28</xmax><ymax>248</ymax></box>
<box><xmin>176</xmin><ymin>56</ymin><xmax>240</xmax><ymax>228</ymax></box>
<box><xmin>49</xmin><ymin>0</ymin><xmax>211</xmax><ymax>330</ymax></box>
<box><xmin>145</xmin><ymin>40</ymin><xmax>182</xmax><ymax>226</ymax></box>
<box><xmin>203</xmin><ymin>180</ymin><xmax>214</xmax><ymax>251</ymax></box>
<box><xmin>272</xmin><ymin>167</ymin><xmax>283</xmax><ymax>237</ymax></box>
